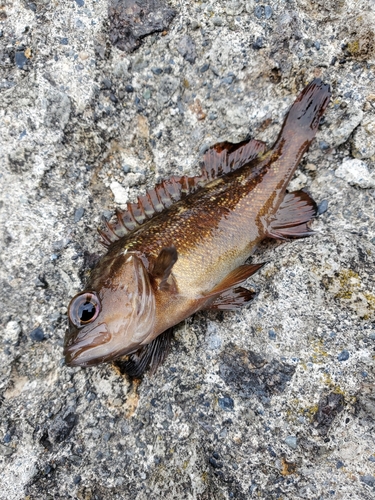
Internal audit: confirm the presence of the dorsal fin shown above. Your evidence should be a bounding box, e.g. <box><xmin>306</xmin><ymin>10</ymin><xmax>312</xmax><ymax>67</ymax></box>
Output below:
<box><xmin>98</xmin><ymin>139</ymin><xmax>267</xmax><ymax>247</ymax></box>
<box><xmin>201</xmin><ymin>139</ymin><xmax>266</xmax><ymax>181</ymax></box>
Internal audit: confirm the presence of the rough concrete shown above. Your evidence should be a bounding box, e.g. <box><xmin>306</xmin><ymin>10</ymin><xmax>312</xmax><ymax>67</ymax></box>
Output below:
<box><xmin>1</xmin><ymin>0</ymin><xmax>375</xmax><ymax>499</ymax></box>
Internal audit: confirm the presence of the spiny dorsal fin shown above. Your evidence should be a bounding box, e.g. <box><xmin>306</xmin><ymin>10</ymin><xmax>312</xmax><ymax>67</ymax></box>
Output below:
<box><xmin>98</xmin><ymin>139</ymin><xmax>267</xmax><ymax>247</ymax></box>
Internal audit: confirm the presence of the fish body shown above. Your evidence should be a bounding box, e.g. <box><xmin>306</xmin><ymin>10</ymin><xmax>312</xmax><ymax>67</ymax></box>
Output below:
<box><xmin>64</xmin><ymin>79</ymin><xmax>331</xmax><ymax>375</ymax></box>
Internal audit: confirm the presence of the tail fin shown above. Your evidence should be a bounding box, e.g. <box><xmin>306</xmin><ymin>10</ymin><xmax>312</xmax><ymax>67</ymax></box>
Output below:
<box><xmin>280</xmin><ymin>79</ymin><xmax>331</xmax><ymax>141</ymax></box>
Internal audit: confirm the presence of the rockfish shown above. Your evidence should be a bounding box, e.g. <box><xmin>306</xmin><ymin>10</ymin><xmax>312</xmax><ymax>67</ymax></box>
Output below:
<box><xmin>64</xmin><ymin>79</ymin><xmax>331</xmax><ymax>377</ymax></box>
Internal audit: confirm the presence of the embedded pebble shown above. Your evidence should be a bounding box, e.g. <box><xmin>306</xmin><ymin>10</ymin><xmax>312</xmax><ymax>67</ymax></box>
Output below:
<box><xmin>74</xmin><ymin>207</ymin><xmax>85</xmax><ymax>223</ymax></box>
<box><xmin>288</xmin><ymin>172</ymin><xmax>308</xmax><ymax>192</ymax></box>
<box><xmin>337</xmin><ymin>350</ymin><xmax>350</xmax><ymax>361</ymax></box>
<box><xmin>317</xmin><ymin>199</ymin><xmax>329</xmax><ymax>215</ymax></box>
<box><xmin>321</xmin><ymin>107</ymin><xmax>363</xmax><ymax>148</ymax></box>
<box><xmin>219</xmin><ymin>397</ymin><xmax>234</xmax><ymax>411</ymax></box>
<box><xmin>285</xmin><ymin>436</ymin><xmax>297</xmax><ymax>449</ymax></box>
<box><xmin>225</xmin><ymin>1</ymin><xmax>244</xmax><ymax>16</ymax></box>
<box><xmin>4</xmin><ymin>321</ymin><xmax>21</xmax><ymax>344</ymax></box>
<box><xmin>177</xmin><ymin>35</ymin><xmax>197</xmax><ymax>64</ymax></box>
<box><xmin>360</xmin><ymin>475</ymin><xmax>375</xmax><ymax>488</ymax></box>
<box><xmin>15</xmin><ymin>52</ymin><xmax>28</xmax><ymax>69</ymax></box>
<box><xmin>29</xmin><ymin>327</ymin><xmax>45</xmax><ymax>342</ymax></box>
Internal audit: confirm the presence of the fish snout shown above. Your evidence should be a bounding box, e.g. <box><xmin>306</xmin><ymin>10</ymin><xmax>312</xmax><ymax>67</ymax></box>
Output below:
<box><xmin>63</xmin><ymin>323</ymin><xmax>111</xmax><ymax>367</ymax></box>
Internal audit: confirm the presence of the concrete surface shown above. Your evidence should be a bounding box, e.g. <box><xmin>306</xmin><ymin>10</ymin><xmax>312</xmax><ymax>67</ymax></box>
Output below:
<box><xmin>0</xmin><ymin>0</ymin><xmax>375</xmax><ymax>499</ymax></box>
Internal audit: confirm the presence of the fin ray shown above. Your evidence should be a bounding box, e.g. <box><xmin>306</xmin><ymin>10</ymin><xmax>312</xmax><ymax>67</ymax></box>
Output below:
<box><xmin>267</xmin><ymin>190</ymin><xmax>317</xmax><ymax>239</ymax></box>
<box><xmin>206</xmin><ymin>263</ymin><xmax>264</xmax><ymax>297</ymax></box>
<box><xmin>113</xmin><ymin>328</ymin><xmax>174</xmax><ymax>379</ymax></box>
<box><xmin>205</xmin><ymin>286</ymin><xmax>256</xmax><ymax>310</ymax></box>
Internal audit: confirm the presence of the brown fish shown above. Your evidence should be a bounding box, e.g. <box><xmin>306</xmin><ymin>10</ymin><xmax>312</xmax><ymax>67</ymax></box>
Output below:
<box><xmin>64</xmin><ymin>79</ymin><xmax>331</xmax><ymax>377</ymax></box>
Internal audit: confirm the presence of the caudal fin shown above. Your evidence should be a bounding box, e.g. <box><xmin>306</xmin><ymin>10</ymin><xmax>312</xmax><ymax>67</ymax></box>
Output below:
<box><xmin>280</xmin><ymin>78</ymin><xmax>331</xmax><ymax>141</ymax></box>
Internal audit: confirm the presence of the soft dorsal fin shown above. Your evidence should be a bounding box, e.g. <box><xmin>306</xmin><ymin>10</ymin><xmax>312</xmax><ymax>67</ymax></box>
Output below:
<box><xmin>201</xmin><ymin>139</ymin><xmax>266</xmax><ymax>181</ymax></box>
<box><xmin>98</xmin><ymin>139</ymin><xmax>267</xmax><ymax>247</ymax></box>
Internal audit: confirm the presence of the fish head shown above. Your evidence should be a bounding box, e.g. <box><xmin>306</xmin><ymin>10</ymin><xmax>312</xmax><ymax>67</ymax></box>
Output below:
<box><xmin>64</xmin><ymin>252</ymin><xmax>156</xmax><ymax>367</ymax></box>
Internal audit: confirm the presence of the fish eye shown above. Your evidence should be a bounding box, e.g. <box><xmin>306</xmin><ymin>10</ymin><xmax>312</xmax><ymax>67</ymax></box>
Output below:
<box><xmin>69</xmin><ymin>292</ymin><xmax>100</xmax><ymax>328</ymax></box>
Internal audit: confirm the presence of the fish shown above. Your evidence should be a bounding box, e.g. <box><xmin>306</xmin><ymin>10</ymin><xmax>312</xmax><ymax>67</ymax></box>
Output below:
<box><xmin>64</xmin><ymin>78</ymin><xmax>331</xmax><ymax>377</ymax></box>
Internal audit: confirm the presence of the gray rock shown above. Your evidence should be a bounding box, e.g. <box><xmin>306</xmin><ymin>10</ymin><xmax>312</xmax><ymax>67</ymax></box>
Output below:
<box><xmin>15</xmin><ymin>51</ymin><xmax>28</xmax><ymax>69</ymax></box>
<box><xmin>74</xmin><ymin>207</ymin><xmax>85</xmax><ymax>223</ymax></box>
<box><xmin>314</xmin><ymin>393</ymin><xmax>344</xmax><ymax>435</ymax></box>
<box><xmin>212</xmin><ymin>16</ymin><xmax>224</xmax><ymax>26</ymax></box>
<box><xmin>225</xmin><ymin>1</ymin><xmax>244</xmax><ymax>16</ymax></box>
<box><xmin>360</xmin><ymin>475</ymin><xmax>375</xmax><ymax>489</ymax></box>
<box><xmin>335</xmin><ymin>159</ymin><xmax>375</xmax><ymax>189</ymax></box>
<box><xmin>352</xmin><ymin>114</ymin><xmax>375</xmax><ymax>160</ymax></box>
<box><xmin>108</xmin><ymin>0</ymin><xmax>176</xmax><ymax>53</ymax></box>
<box><xmin>29</xmin><ymin>327</ymin><xmax>45</xmax><ymax>342</ymax></box>
<box><xmin>319</xmin><ymin>106</ymin><xmax>363</xmax><ymax>148</ymax></box>
<box><xmin>43</xmin><ymin>89</ymin><xmax>71</xmax><ymax>130</ymax></box>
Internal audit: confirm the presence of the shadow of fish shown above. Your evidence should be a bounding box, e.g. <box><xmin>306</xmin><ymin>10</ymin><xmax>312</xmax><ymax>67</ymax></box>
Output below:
<box><xmin>64</xmin><ymin>79</ymin><xmax>331</xmax><ymax>377</ymax></box>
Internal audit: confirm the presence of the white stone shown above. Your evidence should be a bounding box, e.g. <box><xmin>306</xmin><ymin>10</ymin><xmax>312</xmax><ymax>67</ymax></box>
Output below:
<box><xmin>110</xmin><ymin>181</ymin><xmax>129</xmax><ymax>205</ymax></box>
<box><xmin>288</xmin><ymin>172</ymin><xmax>308</xmax><ymax>192</ymax></box>
<box><xmin>335</xmin><ymin>159</ymin><xmax>375</xmax><ymax>189</ymax></box>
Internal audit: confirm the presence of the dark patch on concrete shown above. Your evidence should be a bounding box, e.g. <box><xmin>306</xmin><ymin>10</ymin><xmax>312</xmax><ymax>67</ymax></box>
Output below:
<box><xmin>313</xmin><ymin>392</ymin><xmax>344</xmax><ymax>435</ymax></box>
<box><xmin>219</xmin><ymin>344</ymin><xmax>296</xmax><ymax>401</ymax></box>
<box><xmin>47</xmin><ymin>408</ymin><xmax>77</xmax><ymax>445</ymax></box>
<box><xmin>355</xmin><ymin>383</ymin><xmax>375</xmax><ymax>422</ymax></box>
<box><xmin>108</xmin><ymin>0</ymin><xmax>176</xmax><ymax>53</ymax></box>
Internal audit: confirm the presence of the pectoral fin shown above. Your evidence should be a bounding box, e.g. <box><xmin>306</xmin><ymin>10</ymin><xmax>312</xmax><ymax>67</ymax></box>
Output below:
<box><xmin>208</xmin><ymin>263</ymin><xmax>264</xmax><ymax>295</ymax></box>
<box><xmin>152</xmin><ymin>246</ymin><xmax>178</xmax><ymax>290</ymax></box>
<box><xmin>267</xmin><ymin>190</ymin><xmax>317</xmax><ymax>239</ymax></box>
<box><xmin>113</xmin><ymin>328</ymin><xmax>174</xmax><ymax>379</ymax></box>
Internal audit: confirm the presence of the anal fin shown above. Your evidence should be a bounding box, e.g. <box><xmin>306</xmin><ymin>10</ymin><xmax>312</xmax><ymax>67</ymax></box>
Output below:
<box><xmin>267</xmin><ymin>190</ymin><xmax>317</xmax><ymax>240</ymax></box>
<box><xmin>113</xmin><ymin>328</ymin><xmax>174</xmax><ymax>379</ymax></box>
<box><xmin>203</xmin><ymin>263</ymin><xmax>264</xmax><ymax>310</ymax></box>
<box><xmin>205</xmin><ymin>286</ymin><xmax>256</xmax><ymax>310</ymax></box>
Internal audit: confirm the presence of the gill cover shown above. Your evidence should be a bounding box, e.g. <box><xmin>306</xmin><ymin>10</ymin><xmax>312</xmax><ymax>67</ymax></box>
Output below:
<box><xmin>64</xmin><ymin>252</ymin><xmax>156</xmax><ymax>366</ymax></box>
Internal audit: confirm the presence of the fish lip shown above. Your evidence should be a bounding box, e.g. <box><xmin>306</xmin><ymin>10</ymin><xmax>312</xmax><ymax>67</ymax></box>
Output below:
<box><xmin>63</xmin><ymin>342</ymin><xmax>132</xmax><ymax>367</ymax></box>
<box><xmin>63</xmin><ymin>323</ymin><xmax>112</xmax><ymax>367</ymax></box>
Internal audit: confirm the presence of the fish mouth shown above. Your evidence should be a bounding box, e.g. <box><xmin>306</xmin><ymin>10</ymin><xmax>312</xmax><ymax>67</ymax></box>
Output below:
<box><xmin>63</xmin><ymin>324</ymin><xmax>113</xmax><ymax>367</ymax></box>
